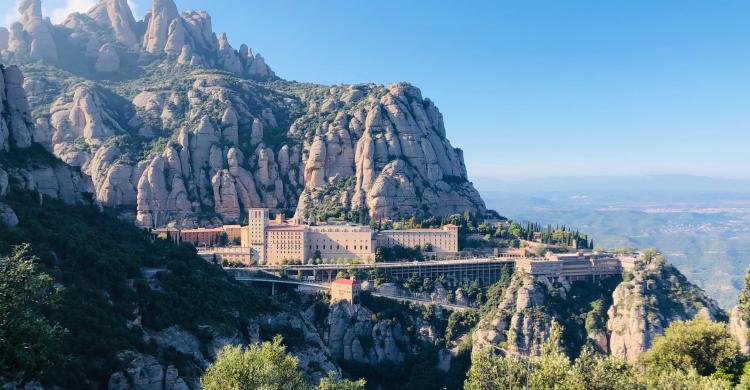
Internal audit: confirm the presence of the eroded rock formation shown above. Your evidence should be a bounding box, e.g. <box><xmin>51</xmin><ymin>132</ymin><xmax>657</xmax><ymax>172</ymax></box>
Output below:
<box><xmin>606</xmin><ymin>260</ymin><xmax>724</xmax><ymax>363</ymax></box>
<box><xmin>1</xmin><ymin>1</ymin><xmax>485</xmax><ymax>228</ymax></box>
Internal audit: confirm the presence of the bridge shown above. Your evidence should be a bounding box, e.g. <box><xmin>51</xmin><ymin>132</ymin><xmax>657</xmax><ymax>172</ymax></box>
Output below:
<box><xmin>234</xmin><ymin>275</ymin><xmax>473</xmax><ymax>311</ymax></box>
<box><xmin>226</xmin><ymin>258</ymin><xmax>514</xmax><ymax>288</ymax></box>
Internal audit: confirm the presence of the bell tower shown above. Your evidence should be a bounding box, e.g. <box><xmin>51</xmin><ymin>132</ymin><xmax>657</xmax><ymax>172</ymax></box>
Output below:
<box><xmin>247</xmin><ymin>208</ymin><xmax>269</xmax><ymax>264</ymax></box>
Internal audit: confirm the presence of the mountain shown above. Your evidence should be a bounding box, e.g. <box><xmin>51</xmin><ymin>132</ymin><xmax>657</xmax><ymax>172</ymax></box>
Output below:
<box><xmin>472</xmin><ymin>254</ymin><xmax>724</xmax><ymax>363</ymax></box>
<box><xmin>1</xmin><ymin>1</ymin><xmax>748</xmax><ymax>389</ymax></box>
<box><xmin>475</xmin><ymin>174</ymin><xmax>750</xmax><ymax>195</ymax></box>
<box><xmin>0</xmin><ymin>0</ymin><xmax>485</xmax><ymax>229</ymax></box>
<box><xmin>0</xmin><ymin>67</ymin><xmax>460</xmax><ymax>387</ymax></box>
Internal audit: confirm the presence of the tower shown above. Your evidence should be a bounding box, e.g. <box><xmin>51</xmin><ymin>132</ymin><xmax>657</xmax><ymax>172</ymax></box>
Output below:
<box><xmin>247</xmin><ymin>208</ymin><xmax>269</xmax><ymax>264</ymax></box>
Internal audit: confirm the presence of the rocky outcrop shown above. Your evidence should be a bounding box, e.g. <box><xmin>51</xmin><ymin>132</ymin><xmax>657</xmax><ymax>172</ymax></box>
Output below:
<box><xmin>606</xmin><ymin>278</ymin><xmax>660</xmax><ymax>363</ymax></box>
<box><xmin>0</xmin><ymin>28</ymin><xmax>8</xmax><ymax>51</ymax></box>
<box><xmin>0</xmin><ymin>202</ymin><xmax>19</xmax><ymax>227</ymax></box>
<box><xmin>0</xmin><ymin>64</ymin><xmax>95</xmax><ymax>205</ymax></box>
<box><xmin>11</xmin><ymin>0</ymin><xmax>58</xmax><ymax>63</ymax></box>
<box><xmin>606</xmin><ymin>259</ymin><xmax>725</xmax><ymax>363</ymax></box>
<box><xmin>729</xmin><ymin>307</ymin><xmax>750</xmax><ymax>355</ymax></box>
<box><xmin>8</xmin><ymin>165</ymin><xmax>94</xmax><ymax>204</ymax></box>
<box><xmin>473</xmin><ymin>273</ymin><xmax>555</xmax><ymax>358</ymax></box>
<box><xmin>142</xmin><ymin>0</ymin><xmax>180</xmax><ymax>53</ymax></box>
<box><xmin>3</xmin><ymin>2</ymin><xmax>483</xmax><ymax>227</ymax></box>
<box><xmin>0</xmin><ymin>65</ymin><xmax>34</xmax><ymax>150</ymax></box>
<box><xmin>50</xmin><ymin>85</ymin><xmax>124</xmax><ymax>146</ymax></box>
<box><xmin>87</xmin><ymin>0</ymin><xmax>138</xmax><ymax>47</ymax></box>
<box><xmin>296</xmin><ymin>83</ymin><xmax>485</xmax><ymax>220</ymax></box>
<box><xmin>95</xmin><ymin>43</ymin><xmax>120</xmax><ymax>73</ymax></box>
<box><xmin>107</xmin><ymin>351</ymin><xmax>190</xmax><ymax>390</ymax></box>
<box><xmin>323</xmin><ymin>302</ymin><xmax>407</xmax><ymax>364</ymax></box>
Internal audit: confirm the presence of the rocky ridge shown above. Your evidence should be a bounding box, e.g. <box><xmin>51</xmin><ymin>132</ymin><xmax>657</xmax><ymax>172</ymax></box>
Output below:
<box><xmin>0</xmin><ymin>63</ymin><xmax>94</xmax><ymax>217</ymax></box>
<box><xmin>472</xmin><ymin>257</ymin><xmax>725</xmax><ymax>363</ymax></box>
<box><xmin>606</xmin><ymin>257</ymin><xmax>724</xmax><ymax>363</ymax></box>
<box><xmin>1</xmin><ymin>0</ymin><xmax>485</xmax><ymax>228</ymax></box>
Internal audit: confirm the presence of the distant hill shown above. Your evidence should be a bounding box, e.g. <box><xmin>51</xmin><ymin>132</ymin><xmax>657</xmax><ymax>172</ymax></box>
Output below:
<box><xmin>476</xmin><ymin>174</ymin><xmax>750</xmax><ymax>195</ymax></box>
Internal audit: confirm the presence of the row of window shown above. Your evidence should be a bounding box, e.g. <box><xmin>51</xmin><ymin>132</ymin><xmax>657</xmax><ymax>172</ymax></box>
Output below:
<box><xmin>310</xmin><ymin>244</ymin><xmax>369</xmax><ymax>251</ymax></box>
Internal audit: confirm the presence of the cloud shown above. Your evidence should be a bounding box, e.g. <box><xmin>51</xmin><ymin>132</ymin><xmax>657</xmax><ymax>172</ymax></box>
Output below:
<box><xmin>1</xmin><ymin>2</ymin><xmax>18</xmax><ymax>27</ymax></box>
<box><xmin>2</xmin><ymin>0</ymin><xmax>144</xmax><ymax>28</ymax></box>
<box><xmin>128</xmin><ymin>0</ymin><xmax>142</xmax><ymax>19</ymax></box>
<box><xmin>47</xmin><ymin>0</ymin><xmax>99</xmax><ymax>23</ymax></box>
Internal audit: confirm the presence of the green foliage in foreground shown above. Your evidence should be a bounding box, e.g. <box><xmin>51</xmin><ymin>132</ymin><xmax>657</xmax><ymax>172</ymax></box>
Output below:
<box><xmin>0</xmin><ymin>191</ymin><xmax>271</xmax><ymax>386</ymax></box>
<box><xmin>201</xmin><ymin>337</ymin><xmax>365</xmax><ymax>390</ymax></box>
<box><xmin>738</xmin><ymin>269</ymin><xmax>750</xmax><ymax>321</ymax></box>
<box><xmin>0</xmin><ymin>245</ymin><xmax>64</xmax><ymax>383</ymax></box>
<box><xmin>465</xmin><ymin>316</ymin><xmax>747</xmax><ymax>390</ymax></box>
<box><xmin>640</xmin><ymin>316</ymin><xmax>742</xmax><ymax>377</ymax></box>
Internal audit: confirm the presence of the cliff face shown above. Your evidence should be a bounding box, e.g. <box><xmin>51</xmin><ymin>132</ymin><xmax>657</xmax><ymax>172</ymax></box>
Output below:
<box><xmin>473</xmin><ymin>274</ymin><xmax>554</xmax><ymax>358</ymax></box>
<box><xmin>729</xmin><ymin>307</ymin><xmax>750</xmax><ymax>355</ymax></box>
<box><xmin>320</xmin><ymin>301</ymin><xmax>412</xmax><ymax>365</ymax></box>
<box><xmin>606</xmin><ymin>259</ymin><xmax>724</xmax><ymax>363</ymax></box>
<box><xmin>0</xmin><ymin>0</ymin><xmax>485</xmax><ymax>228</ymax></box>
<box><xmin>0</xmin><ymin>64</ymin><xmax>94</xmax><ymax>219</ymax></box>
<box><xmin>472</xmin><ymin>258</ymin><xmax>725</xmax><ymax>363</ymax></box>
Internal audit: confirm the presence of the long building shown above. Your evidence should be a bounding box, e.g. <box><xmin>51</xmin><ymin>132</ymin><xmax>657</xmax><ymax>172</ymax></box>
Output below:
<box><xmin>377</xmin><ymin>225</ymin><xmax>459</xmax><ymax>253</ymax></box>
<box><xmin>154</xmin><ymin>208</ymin><xmax>460</xmax><ymax>265</ymax></box>
<box><xmin>515</xmin><ymin>252</ymin><xmax>627</xmax><ymax>280</ymax></box>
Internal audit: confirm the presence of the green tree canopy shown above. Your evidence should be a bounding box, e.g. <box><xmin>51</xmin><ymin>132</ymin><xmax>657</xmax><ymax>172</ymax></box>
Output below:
<box><xmin>639</xmin><ymin>316</ymin><xmax>741</xmax><ymax>377</ymax></box>
<box><xmin>201</xmin><ymin>337</ymin><xmax>307</xmax><ymax>390</ymax></box>
<box><xmin>738</xmin><ymin>269</ymin><xmax>750</xmax><ymax>321</ymax></box>
<box><xmin>0</xmin><ymin>244</ymin><xmax>64</xmax><ymax>383</ymax></box>
<box><xmin>201</xmin><ymin>336</ymin><xmax>365</xmax><ymax>390</ymax></box>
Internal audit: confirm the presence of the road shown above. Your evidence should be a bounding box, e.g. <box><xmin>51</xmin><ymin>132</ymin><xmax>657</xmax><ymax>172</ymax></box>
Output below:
<box><xmin>234</xmin><ymin>275</ymin><xmax>473</xmax><ymax>311</ymax></box>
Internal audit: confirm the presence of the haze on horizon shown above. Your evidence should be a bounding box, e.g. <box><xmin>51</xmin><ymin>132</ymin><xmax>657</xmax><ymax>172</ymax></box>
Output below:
<box><xmin>2</xmin><ymin>0</ymin><xmax>749</xmax><ymax>181</ymax></box>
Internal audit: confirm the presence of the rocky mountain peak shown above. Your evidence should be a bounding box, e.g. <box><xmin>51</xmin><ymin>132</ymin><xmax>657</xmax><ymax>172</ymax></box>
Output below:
<box><xmin>18</xmin><ymin>0</ymin><xmax>43</xmax><ymax>26</ymax></box>
<box><xmin>0</xmin><ymin>64</ymin><xmax>33</xmax><ymax>150</ymax></box>
<box><xmin>6</xmin><ymin>0</ymin><xmax>58</xmax><ymax>63</ymax></box>
<box><xmin>87</xmin><ymin>0</ymin><xmax>138</xmax><ymax>47</ymax></box>
<box><xmin>142</xmin><ymin>0</ymin><xmax>180</xmax><ymax>53</ymax></box>
<box><xmin>0</xmin><ymin>0</ymin><xmax>484</xmax><ymax>226</ymax></box>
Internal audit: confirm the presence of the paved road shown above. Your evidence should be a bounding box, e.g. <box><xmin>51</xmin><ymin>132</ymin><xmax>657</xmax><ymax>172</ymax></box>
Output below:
<box><xmin>234</xmin><ymin>275</ymin><xmax>473</xmax><ymax>311</ymax></box>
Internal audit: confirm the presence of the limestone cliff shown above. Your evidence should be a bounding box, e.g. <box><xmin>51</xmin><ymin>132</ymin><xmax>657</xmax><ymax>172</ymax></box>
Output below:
<box><xmin>1</xmin><ymin>0</ymin><xmax>485</xmax><ymax>228</ymax></box>
<box><xmin>472</xmin><ymin>256</ymin><xmax>723</xmax><ymax>363</ymax></box>
<box><xmin>729</xmin><ymin>307</ymin><xmax>750</xmax><ymax>355</ymax></box>
<box><xmin>606</xmin><ymin>258</ymin><xmax>724</xmax><ymax>363</ymax></box>
<box><xmin>320</xmin><ymin>301</ymin><xmax>408</xmax><ymax>364</ymax></box>
<box><xmin>472</xmin><ymin>273</ymin><xmax>563</xmax><ymax>358</ymax></box>
<box><xmin>0</xmin><ymin>64</ymin><xmax>94</xmax><ymax>210</ymax></box>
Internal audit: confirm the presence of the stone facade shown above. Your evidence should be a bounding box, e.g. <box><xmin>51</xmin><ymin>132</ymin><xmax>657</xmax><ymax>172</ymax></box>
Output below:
<box><xmin>515</xmin><ymin>252</ymin><xmax>630</xmax><ymax>280</ymax></box>
<box><xmin>154</xmin><ymin>208</ymin><xmax>459</xmax><ymax>265</ymax></box>
<box><xmin>178</xmin><ymin>227</ymin><xmax>225</xmax><ymax>247</ymax></box>
<box><xmin>377</xmin><ymin>224</ymin><xmax>458</xmax><ymax>253</ymax></box>
<box><xmin>330</xmin><ymin>279</ymin><xmax>360</xmax><ymax>304</ymax></box>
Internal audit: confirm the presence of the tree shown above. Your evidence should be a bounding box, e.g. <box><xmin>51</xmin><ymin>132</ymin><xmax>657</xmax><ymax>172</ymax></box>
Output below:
<box><xmin>640</xmin><ymin>316</ymin><xmax>741</xmax><ymax>377</ymax></box>
<box><xmin>527</xmin><ymin>348</ymin><xmax>585</xmax><ymax>390</ymax></box>
<box><xmin>464</xmin><ymin>349</ymin><xmax>528</xmax><ymax>390</ymax></box>
<box><xmin>201</xmin><ymin>337</ymin><xmax>307</xmax><ymax>390</ymax></box>
<box><xmin>574</xmin><ymin>346</ymin><xmax>639</xmax><ymax>390</ymax></box>
<box><xmin>643</xmin><ymin>368</ymin><xmax>733</xmax><ymax>390</ymax></box>
<box><xmin>738</xmin><ymin>269</ymin><xmax>750</xmax><ymax>321</ymax></box>
<box><xmin>201</xmin><ymin>336</ymin><xmax>365</xmax><ymax>390</ymax></box>
<box><xmin>317</xmin><ymin>372</ymin><xmax>365</xmax><ymax>390</ymax></box>
<box><xmin>533</xmin><ymin>244</ymin><xmax>547</xmax><ymax>257</ymax></box>
<box><xmin>0</xmin><ymin>244</ymin><xmax>64</xmax><ymax>383</ymax></box>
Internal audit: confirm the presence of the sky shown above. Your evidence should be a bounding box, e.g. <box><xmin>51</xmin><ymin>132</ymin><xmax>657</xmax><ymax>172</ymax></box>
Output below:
<box><xmin>2</xmin><ymin>0</ymin><xmax>750</xmax><ymax>182</ymax></box>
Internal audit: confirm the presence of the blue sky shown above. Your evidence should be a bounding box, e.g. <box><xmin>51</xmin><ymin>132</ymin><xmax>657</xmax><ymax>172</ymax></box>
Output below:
<box><xmin>3</xmin><ymin>0</ymin><xmax>750</xmax><ymax>180</ymax></box>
